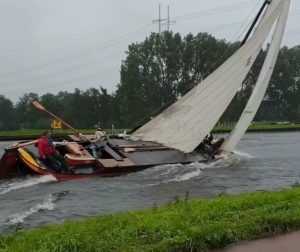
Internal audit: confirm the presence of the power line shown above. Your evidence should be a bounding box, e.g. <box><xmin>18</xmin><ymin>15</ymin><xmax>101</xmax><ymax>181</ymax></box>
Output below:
<box><xmin>1</xmin><ymin>3</ymin><xmax>266</xmax><ymax>89</ymax></box>
<box><xmin>0</xmin><ymin>1</ymin><xmax>265</xmax><ymax>79</ymax></box>
<box><xmin>2</xmin><ymin>0</ymin><xmax>298</xmax><ymax>84</ymax></box>
<box><xmin>180</xmin><ymin>22</ymin><xmax>247</xmax><ymax>36</ymax></box>
<box><xmin>2</xmin><ymin>67</ymin><xmax>119</xmax><ymax>95</ymax></box>
<box><xmin>0</xmin><ymin>24</ymin><xmax>154</xmax><ymax>78</ymax></box>
<box><xmin>4</xmin><ymin>26</ymin><xmax>300</xmax><ymax>97</ymax></box>
<box><xmin>0</xmin><ymin>52</ymin><xmax>124</xmax><ymax>87</ymax></box>
<box><xmin>173</xmin><ymin>1</ymin><xmax>259</xmax><ymax>21</ymax></box>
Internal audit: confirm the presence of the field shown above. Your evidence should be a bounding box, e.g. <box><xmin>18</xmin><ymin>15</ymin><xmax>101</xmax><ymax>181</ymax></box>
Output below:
<box><xmin>1</xmin><ymin>124</ymin><xmax>300</xmax><ymax>138</ymax></box>
<box><xmin>1</xmin><ymin>186</ymin><xmax>300</xmax><ymax>252</ymax></box>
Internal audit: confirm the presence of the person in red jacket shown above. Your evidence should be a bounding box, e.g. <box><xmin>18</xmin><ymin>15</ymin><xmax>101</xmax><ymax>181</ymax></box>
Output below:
<box><xmin>38</xmin><ymin>130</ymin><xmax>72</xmax><ymax>173</ymax></box>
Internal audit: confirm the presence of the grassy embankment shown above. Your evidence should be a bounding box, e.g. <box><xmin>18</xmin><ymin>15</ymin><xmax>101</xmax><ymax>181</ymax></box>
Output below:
<box><xmin>1</xmin><ymin>186</ymin><xmax>300</xmax><ymax>252</ymax></box>
<box><xmin>1</xmin><ymin>124</ymin><xmax>300</xmax><ymax>137</ymax></box>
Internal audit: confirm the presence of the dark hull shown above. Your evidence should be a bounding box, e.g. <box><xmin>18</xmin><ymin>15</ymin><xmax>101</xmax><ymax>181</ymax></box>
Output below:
<box><xmin>1</xmin><ymin>135</ymin><xmax>222</xmax><ymax>180</ymax></box>
<box><xmin>17</xmin><ymin>145</ymin><xmax>221</xmax><ymax>180</ymax></box>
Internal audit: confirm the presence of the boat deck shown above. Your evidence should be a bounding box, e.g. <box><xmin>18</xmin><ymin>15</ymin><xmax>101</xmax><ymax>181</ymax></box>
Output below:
<box><xmin>68</xmin><ymin>135</ymin><xmax>206</xmax><ymax>166</ymax></box>
<box><xmin>108</xmin><ymin>138</ymin><xmax>205</xmax><ymax>165</ymax></box>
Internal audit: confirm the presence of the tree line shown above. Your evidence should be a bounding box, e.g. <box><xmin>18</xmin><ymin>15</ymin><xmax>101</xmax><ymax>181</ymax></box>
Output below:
<box><xmin>1</xmin><ymin>31</ymin><xmax>300</xmax><ymax>131</ymax></box>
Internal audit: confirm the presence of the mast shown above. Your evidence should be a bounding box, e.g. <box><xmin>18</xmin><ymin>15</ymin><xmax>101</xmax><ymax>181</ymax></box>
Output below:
<box><xmin>240</xmin><ymin>0</ymin><xmax>272</xmax><ymax>47</ymax></box>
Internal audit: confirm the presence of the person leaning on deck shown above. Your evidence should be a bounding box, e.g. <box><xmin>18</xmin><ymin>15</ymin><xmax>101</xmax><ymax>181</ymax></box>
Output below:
<box><xmin>37</xmin><ymin>130</ymin><xmax>73</xmax><ymax>173</ymax></box>
<box><xmin>90</xmin><ymin>125</ymin><xmax>107</xmax><ymax>159</ymax></box>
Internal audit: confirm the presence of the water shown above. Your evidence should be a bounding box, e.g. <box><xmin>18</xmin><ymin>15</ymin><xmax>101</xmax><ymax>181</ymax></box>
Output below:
<box><xmin>0</xmin><ymin>132</ymin><xmax>299</xmax><ymax>233</ymax></box>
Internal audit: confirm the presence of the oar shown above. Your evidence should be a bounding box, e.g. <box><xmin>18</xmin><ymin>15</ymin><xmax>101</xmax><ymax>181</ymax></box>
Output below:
<box><xmin>124</xmin><ymin>147</ymin><xmax>169</xmax><ymax>153</ymax></box>
<box><xmin>32</xmin><ymin>101</ymin><xmax>89</xmax><ymax>141</ymax></box>
<box><xmin>33</xmin><ymin>101</ymin><xmax>79</xmax><ymax>134</ymax></box>
<box><xmin>6</xmin><ymin>140</ymin><xmax>38</xmax><ymax>150</ymax></box>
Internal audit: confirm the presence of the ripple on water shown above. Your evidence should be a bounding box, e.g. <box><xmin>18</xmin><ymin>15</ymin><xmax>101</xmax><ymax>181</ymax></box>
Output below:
<box><xmin>0</xmin><ymin>132</ymin><xmax>299</xmax><ymax>233</ymax></box>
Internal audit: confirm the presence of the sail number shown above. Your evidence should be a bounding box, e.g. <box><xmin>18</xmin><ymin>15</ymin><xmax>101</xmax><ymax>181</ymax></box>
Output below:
<box><xmin>53</xmin><ymin>120</ymin><xmax>62</xmax><ymax>129</ymax></box>
<box><xmin>245</xmin><ymin>56</ymin><xmax>253</xmax><ymax>67</ymax></box>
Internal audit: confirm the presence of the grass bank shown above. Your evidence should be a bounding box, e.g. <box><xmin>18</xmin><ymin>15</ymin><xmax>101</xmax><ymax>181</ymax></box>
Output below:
<box><xmin>1</xmin><ymin>124</ymin><xmax>300</xmax><ymax>138</ymax></box>
<box><xmin>1</xmin><ymin>187</ymin><xmax>300</xmax><ymax>252</ymax></box>
<box><xmin>213</xmin><ymin>123</ymin><xmax>300</xmax><ymax>132</ymax></box>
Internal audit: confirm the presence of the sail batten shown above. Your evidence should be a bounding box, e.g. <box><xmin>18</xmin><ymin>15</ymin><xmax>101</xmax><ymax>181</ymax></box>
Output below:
<box><xmin>221</xmin><ymin>0</ymin><xmax>290</xmax><ymax>153</ymax></box>
<box><xmin>131</xmin><ymin>0</ymin><xmax>285</xmax><ymax>153</ymax></box>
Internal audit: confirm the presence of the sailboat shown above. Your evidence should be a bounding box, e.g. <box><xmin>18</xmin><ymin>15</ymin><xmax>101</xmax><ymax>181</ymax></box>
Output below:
<box><xmin>130</xmin><ymin>0</ymin><xmax>290</xmax><ymax>154</ymax></box>
<box><xmin>0</xmin><ymin>0</ymin><xmax>290</xmax><ymax>180</ymax></box>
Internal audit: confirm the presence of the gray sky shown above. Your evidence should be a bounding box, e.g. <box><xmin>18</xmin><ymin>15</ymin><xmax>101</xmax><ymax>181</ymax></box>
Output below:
<box><xmin>0</xmin><ymin>0</ymin><xmax>299</xmax><ymax>101</ymax></box>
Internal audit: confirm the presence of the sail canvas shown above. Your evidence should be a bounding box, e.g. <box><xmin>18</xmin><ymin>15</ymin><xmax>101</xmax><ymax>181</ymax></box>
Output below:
<box><xmin>131</xmin><ymin>0</ymin><xmax>285</xmax><ymax>154</ymax></box>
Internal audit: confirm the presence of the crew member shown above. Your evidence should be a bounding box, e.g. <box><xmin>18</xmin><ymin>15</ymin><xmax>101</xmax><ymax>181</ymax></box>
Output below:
<box><xmin>204</xmin><ymin>132</ymin><xmax>214</xmax><ymax>146</ymax></box>
<box><xmin>38</xmin><ymin>130</ymin><xmax>73</xmax><ymax>173</ymax></box>
<box><xmin>90</xmin><ymin>125</ymin><xmax>107</xmax><ymax>158</ymax></box>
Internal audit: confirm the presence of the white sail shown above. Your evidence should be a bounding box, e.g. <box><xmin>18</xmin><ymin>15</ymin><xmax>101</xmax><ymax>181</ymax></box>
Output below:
<box><xmin>221</xmin><ymin>0</ymin><xmax>290</xmax><ymax>153</ymax></box>
<box><xmin>131</xmin><ymin>0</ymin><xmax>285</xmax><ymax>153</ymax></box>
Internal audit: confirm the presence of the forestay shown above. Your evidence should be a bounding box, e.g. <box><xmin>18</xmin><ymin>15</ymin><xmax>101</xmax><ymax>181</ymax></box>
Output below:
<box><xmin>131</xmin><ymin>0</ymin><xmax>285</xmax><ymax>153</ymax></box>
<box><xmin>221</xmin><ymin>0</ymin><xmax>290</xmax><ymax>153</ymax></box>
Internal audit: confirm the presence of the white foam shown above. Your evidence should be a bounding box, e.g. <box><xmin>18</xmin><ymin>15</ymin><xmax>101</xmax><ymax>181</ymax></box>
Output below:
<box><xmin>120</xmin><ymin>155</ymin><xmax>245</xmax><ymax>190</ymax></box>
<box><xmin>170</xmin><ymin>168</ymin><xmax>202</xmax><ymax>182</ymax></box>
<box><xmin>233</xmin><ymin>150</ymin><xmax>254</xmax><ymax>158</ymax></box>
<box><xmin>7</xmin><ymin>195</ymin><xmax>55</xmax><ymax>225</ymax></box>
<box><xmin>0</xmin><ymin>175</ymin><xmax>56</xmax><ymax>195</ymax></box>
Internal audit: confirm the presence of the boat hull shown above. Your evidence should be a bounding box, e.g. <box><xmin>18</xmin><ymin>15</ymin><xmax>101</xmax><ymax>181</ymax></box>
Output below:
<box><xmin>16</xmin><ymin>145</ymin><xmax>222</xmax><ymax>180</ymax></box>
<box><xmin>1</xmin><ymin>136</ymin><xmax>223</xmax><ymax>180</ymax></box>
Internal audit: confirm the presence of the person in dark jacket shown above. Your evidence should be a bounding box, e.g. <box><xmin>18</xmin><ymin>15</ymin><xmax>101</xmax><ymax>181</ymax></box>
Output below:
<box><xmin>38</xmin><ymin>130</ymin><xmax>72</xmax><ymax>173</ymax></box>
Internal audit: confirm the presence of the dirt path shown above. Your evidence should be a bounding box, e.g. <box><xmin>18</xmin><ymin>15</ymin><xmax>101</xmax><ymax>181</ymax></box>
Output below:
<box><xmin>213</xmin><ymin>231</ymin><xmax>300</xmax><ymax>252</ymax></box>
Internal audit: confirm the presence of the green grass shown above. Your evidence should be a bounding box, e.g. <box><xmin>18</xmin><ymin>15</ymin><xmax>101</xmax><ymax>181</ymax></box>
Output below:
<box><xmin>214</xmin><ymin>123</ymin><xmax>300</xmax><ymax>131</ymax></box>
<box><xmin>1</xmin><ymin>124</ymin><xmax>300</xmax><ymax>137</ymax></box>
<box><xmin>1</xmin><ymin>187</ymin><xmax>300</xmax><ymax>252</ymax></box>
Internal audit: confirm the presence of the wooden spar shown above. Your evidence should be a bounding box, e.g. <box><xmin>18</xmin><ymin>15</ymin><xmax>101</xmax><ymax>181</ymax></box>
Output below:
<box><xmin>123</xmin><ymin>147</ymin><xmax>169</xmax><ymax>153</ymax></box>
<box><xmin>5</xmin><ymin>140</ymin><xmax>38</xmax><ymax>150</ymax></box>
<box><xmin>32</xmin><ymin>101</ymin><xmax>89</xmax><ymax>141</ymax></box>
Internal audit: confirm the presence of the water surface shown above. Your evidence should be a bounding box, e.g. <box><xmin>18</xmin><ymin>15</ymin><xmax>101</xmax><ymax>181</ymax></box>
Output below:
<box><xmin>0</xmin><ymin>132</ymin><xmax>299</xmax><ymax>233</ymax></box>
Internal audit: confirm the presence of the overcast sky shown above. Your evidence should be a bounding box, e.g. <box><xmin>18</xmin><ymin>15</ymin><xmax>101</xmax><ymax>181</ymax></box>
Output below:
<box><xmin>0</xmin><ymin>0</ymin><xmax>299</xmax><ymax>101</ymax></box>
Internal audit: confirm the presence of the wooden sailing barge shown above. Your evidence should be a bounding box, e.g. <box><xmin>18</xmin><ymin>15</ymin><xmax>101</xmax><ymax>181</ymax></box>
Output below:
<box><xmin>0</xmin><ymin>0</ymin><xmax>290</xmax><ymax>180</ymax></box>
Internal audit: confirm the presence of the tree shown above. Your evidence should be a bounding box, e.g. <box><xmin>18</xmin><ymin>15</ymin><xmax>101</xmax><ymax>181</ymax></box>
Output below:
<box><xmin>3</xmin><ymin>31</ymin><xmax>300</xmax><ymax>131</ymax></box>
<box><xmin>0</xmin><ymin>95</ymin><xmax>16</xmax><ymax>130</ymax></box>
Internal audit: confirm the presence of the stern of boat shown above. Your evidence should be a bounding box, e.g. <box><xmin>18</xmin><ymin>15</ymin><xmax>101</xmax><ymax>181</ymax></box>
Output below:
<box><xmin>0</xmin><ymin>150</ymin><xmax>18</xmax><ymax>179</ymax></box>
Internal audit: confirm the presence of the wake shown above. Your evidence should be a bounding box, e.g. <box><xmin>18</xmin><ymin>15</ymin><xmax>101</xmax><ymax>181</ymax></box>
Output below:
<box><xmin>0</xmin><ymin>175</ymin><xmax>57</xmax><ymax>195</ymax></box>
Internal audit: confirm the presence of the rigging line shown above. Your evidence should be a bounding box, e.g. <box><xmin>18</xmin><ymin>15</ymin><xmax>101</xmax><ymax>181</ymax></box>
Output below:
<box><xmin>230</xmin><ymin>0</ymin><xmax>263</xmax><ymax>42</ymax></box>
<box><xmin>2</xmin><ymin>67</ymin><xmax>119</xmax><ymax>95</ymax></box>
<box><xmin>0</xmin><ymin>24</ymin><xmax>154</xmax><ymax>78</ymax></box>
<box><xmin>0</xmin><ymin>52</ymin><xmax>124</xmax><ymax>87</ymax></box>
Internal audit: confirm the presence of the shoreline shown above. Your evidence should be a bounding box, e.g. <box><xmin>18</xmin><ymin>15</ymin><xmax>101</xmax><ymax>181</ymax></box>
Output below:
<box><xmin>1</xmin><ymin>187</ymin><xmax>300</xmax><ymax>252</ymax></box>
<box><xmin>0</xmin><ymin>125</ymin><xmax>300</xmax><ymax>141</ymax></box>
